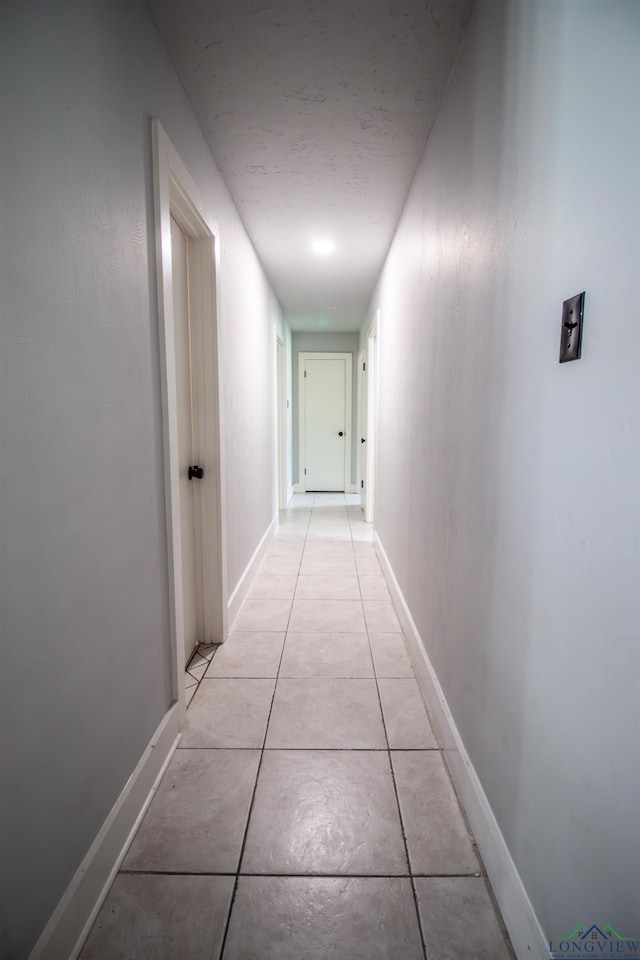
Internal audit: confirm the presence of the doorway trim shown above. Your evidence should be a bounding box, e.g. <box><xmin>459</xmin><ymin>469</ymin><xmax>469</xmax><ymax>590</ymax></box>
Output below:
<box><xmin>363</xmin><ymin>314</ymin><xmax>379</xmax><ymax>524</ymax></box>
<box><xmin>357</xmin><ymin>347</ymin><xmax>366</xmax><ymax>507</ymax></box>
<box><xmin>298</xmin><ymin>352</ymin><xmax>352</xmax><ymax>493</ymax></box>
<box><xmin>152</xmin><ymin>120</ymin><xmax>228</xmax><ymax>716</ymax></box>
<box><xmin>276</xmin><ymin>335</ymin><xmax>288</xmax><ymax>509</ymax></box>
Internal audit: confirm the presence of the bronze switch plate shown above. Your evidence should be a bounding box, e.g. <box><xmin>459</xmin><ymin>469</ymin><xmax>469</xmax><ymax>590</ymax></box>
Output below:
<box><xmin>559</xmin><ymin>292</ymin><xmax>585</xmax><ymax>363</ymax></box>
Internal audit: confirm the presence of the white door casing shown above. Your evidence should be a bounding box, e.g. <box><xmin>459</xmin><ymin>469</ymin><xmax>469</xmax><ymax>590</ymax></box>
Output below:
<box><xmin>153</xmin><ymin>120</ymin><xmax>228</xmax><ymax>717</ymax></box>
<box><xmin>299</xmin><ymin>352</ymin><xmax>352</xmax><ymax>492</ymax></box>
<box><xmin>358</xmin><ymin>348</ymin><xmax>368</xmax><ymax>512</ymax></box>
<box><xmin>364</xmin><ymin>319</ymin><xmax>378</xmax><ymax>524</ymax></box>
<box><xmin>170</xmin><ymin>216</ymin><xmax>202</xmax><ymax>665</ymax></box>
<box><xmin>276</xmin><ymin>335</ymin><xmax>287</xmax><ymax>509</ymax></box>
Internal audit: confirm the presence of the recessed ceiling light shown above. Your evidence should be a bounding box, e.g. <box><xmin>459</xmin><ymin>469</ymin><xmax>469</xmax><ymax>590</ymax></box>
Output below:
<box><xmin>311</xmin><ymin>239</ymin><xmax>335</xmax><ymax>256</ymax></box>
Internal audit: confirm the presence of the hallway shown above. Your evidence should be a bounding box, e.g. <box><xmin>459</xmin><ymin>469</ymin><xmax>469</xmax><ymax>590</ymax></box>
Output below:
<box><xmin>80</xmin><ymin>496</ymin><xmax>513</xmax><ymax>959</ymax></box>
<box><xmin>4</xmin><ymin>3</ymin><xmax>639</xmax><ymax>956</ymax></box>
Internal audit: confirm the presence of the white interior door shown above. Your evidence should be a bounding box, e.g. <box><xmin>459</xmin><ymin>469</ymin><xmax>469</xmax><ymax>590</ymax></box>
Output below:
<box><xmin>276</xmin><ymin>336</ymin><xmax>287</xmax><ymax>508</ymax></box>
<box><xmin>154</xmin><ymin>121</ymin><xmax>227</xmax><ymax>712</ymax></box>
<box><xmin>171</xmin><ymin>215</ymin><xmax>201</xmax><ymax>665</ymax></box>
<box><xmin>365</xmin><ymin>323</ymin><xmax>378</xmax><ymax>524</ymax></box>
<box><xmin>359</xmin><ymin>350</ymin><xmax>368</xmax><ymax>511</ymax></box>
<box><xmin>302</xmin><ymin>355</ymin><xmax>350</xmax><ymax>491</ymax></box>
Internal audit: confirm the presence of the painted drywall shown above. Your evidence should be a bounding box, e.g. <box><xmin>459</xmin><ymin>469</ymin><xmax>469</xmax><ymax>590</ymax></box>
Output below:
<box><xmin>291</xmin><ymin>332</ymin><xmax>360</xmax><ymax>486</ymax></box>
<box><xmin>367</xmin><ymin>0</ymin><xmax>640</xmax><ymax>940</ymax></box>
<box><xmin>0</xmin><ymin>1</ymin><xmax>280</xmax><ymax>955</ymax></box>
<box><xmin>275</xmin><ymin>317</ymin><xmax>294</xmax><ymax>506</ymax></box>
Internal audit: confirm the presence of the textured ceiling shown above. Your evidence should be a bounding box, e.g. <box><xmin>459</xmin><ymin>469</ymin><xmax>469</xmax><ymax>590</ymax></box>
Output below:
<box><xmin>148</xmin><ymin>0</ymin><xmax>474</xmax><ymax>331</ymax></box>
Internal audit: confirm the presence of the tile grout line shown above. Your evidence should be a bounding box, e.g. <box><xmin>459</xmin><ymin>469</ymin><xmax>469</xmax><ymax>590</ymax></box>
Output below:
<box><xmin>349</xmin><ymin>499</ymin><xmax>499</xmax><ymax>953</ymax></box>
<box><xmin>349</xmin><ymin>498</ymin><xmax>428</xmax><ymax>960</ymax></box>
<box><xmin>209</xmin><ymin>496</ymin><xmax>431</xmax><ymax>957</ymax></box>
<box><xmin>349</xmin><ymin>498</ymin><xmax>475</xmax><ymax>960</ymax></box>
<box><xmin>349</xmin><ymin>500</ymin><xmax>429</xmax><ymax>959</ymax></box>
<box><xmin>185</xmin><ymin>644</ymin><xmax>217</xmax><ymax>707</ymax></box>
<box><xmin>363</xmin><ymin>611</ymin><xmax>430</xmax><ymax>960</ymax></box>
<box><xmin>130</xmin><ymin>497</ymin><xmax>510</xmax><ymax>958</ymax></box>
<box><xmin>217</xmin><ymin>497</ymin><xmax>312</xmax><ymax>960</ymax></box>
<box><xmin>119</xmin><ymin>868</ymin><xmax>480</xmax><ymax>879</ymax></box>
<box><xmin>190</xmin><ymin>499</ymin><xmax>312</xmax><ymax>701</ymax></box>
<box><xmin>177</xmin><ymin>745</ymin><xmax>442</xmax><ymax>751</ymax></box>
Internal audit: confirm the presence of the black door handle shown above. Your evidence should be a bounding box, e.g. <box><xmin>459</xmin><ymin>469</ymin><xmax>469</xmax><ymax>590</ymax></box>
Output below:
<box><xmin>338</xmin><ymin>431</ymin><xmax>344</xmax><ymax>437</ymax></box>
<box><xmin>188</xmin><ymin>465</ymin><xmax>204</xmax><ymax>480</ymax></box>
<box><xmin>361</xmin><ymin>438</ymin><xmax>366</xmax><ymax>443</ymax></box>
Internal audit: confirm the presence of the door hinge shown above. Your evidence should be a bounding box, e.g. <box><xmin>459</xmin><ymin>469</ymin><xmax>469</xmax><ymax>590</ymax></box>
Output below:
<box><xmin>363</xmin><ymin>362</ymin><xmax>366</xmax><ymax>371</ymax></box>
<box><xmin>304</xmin><ymin>468</ymin><xmax>307</xmax><ymax>475</ymax></box>
<box><xmin>361</xmin><ymin>480</ymin><xmax>364</xmax><ymax>488</ymax></box>
<box><xmin>304</xmin><ymin>370</ymin><xmax>307</xmax><ymax>378</ymax></box>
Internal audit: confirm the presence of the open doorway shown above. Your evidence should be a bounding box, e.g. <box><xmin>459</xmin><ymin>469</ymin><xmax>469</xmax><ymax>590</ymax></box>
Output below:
<box><xmin>152</xmin><ymin>121</ymin><xmax>227</xmax><ymax>710</ymax></box>
<box><xmin>360</xmin><ymin>316</ymin><xmax>378</xmax><ymax>524</ymax></box>
<box><xmin>276</xmin><ymin>335</ymin><xmax>288</xmax><ymax>509</ymax></box>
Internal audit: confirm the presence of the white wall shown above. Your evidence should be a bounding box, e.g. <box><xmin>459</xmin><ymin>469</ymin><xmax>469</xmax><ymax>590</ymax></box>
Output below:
<box><xmin>291</xmin><ymin>331</ymin><xmax>360</xmax><ymax>485</ymax></box>
<box><xmin>0</xmin><ymin>1</ymin><xmax>280</xmax><ymax>955</ymax></box>
<box><xmin>275</xmin><ymin>317</ymin><xmax>294</xmax><ymax>506</ymax></box>
<box><xmin>368</xmin><ymin>0</ymin><xmax>640</xmax><ymax>942</ymax></box>
<box><xmin>284</xmin><ymin>324</ymin><xmax>294</xmax><ymax>498</ymax></box>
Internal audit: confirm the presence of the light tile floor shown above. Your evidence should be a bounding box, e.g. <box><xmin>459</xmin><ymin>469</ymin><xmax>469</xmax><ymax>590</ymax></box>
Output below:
<box><xmin>81</xmin><ymin>494</ymin><xmax>515</xmax><ymax>960</ymax></box>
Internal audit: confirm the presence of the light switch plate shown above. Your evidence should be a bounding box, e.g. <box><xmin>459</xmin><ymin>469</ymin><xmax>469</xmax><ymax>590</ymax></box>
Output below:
<box><xmin>559</xmin><ymin>291</ymin><xmax>585</xmax><ymax>363</ymax></box>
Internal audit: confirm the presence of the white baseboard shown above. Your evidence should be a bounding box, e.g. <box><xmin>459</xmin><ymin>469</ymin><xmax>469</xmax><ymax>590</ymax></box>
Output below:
<box><xmin>374</xmin><ymin>533</ymin><xmax>548</xmax><ymax>960</ymax></box>
<box><xmin>287</xmin><ymin>483</ymin><xmax>295</xmax><ymax>504</ymax></box>
<box><xmin>29</xmin><ymin>705</ymin><xmax>181</xmax><ymax>960</ymax></box>
<box><xmin>227</xmin><ymin>512</ymin><xmax>278</xmax><ymax>629</ymax></box>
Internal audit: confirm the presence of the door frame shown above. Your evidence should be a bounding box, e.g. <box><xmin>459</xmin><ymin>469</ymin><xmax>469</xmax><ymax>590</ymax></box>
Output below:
<box><xmin>357</xmin><ymin>347</ymin><xmax>367</xmax><ymax>510</ymax></box>
<box><xmin>298</xmin><ymin>352</ymin><xmax>352</xmax><ymax>493</ymax></box>
<box><xmin>152</xmin><ymin>120</ymin><xmax>228</xmax><ymax>716</ymax></box>
<box><xmin>363</xmin><ymin>315</ymin><xmax>379</xmax><ymax>524</ymax></box>
<box><xmin>276</xmin><ymin>335</ymin><xmax>288</xmax><ymax>509</ymax></box>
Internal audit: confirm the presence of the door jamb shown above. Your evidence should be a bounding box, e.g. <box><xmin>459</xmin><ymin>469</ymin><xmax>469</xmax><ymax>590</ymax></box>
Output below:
<box><xmin>298</xmin><ymin>352</ymin><xmax>352</xmax><ymax>493</ymax></box>
<box><xmin>276</xmin><ymin>335</ymin><xmax>287</xmax><ymax>509</ymax></box>
<box><xmin>152</xmin><ymin>119</ymin><xmax>228</xmax><ymax>719</ymax></box>
<box><xmin>364</xmin><ymin>316</ymin><xmax>379</xmax><ymax>524</ymax></box>
<box><xmin>357</xmin><ymin>347</ymin><xmax>366</xmax><ymax>510</ymax></box>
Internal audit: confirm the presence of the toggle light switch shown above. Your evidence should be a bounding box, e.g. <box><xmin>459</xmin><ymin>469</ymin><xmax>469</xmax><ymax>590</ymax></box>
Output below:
<box><xmin>559</xmin><ymin>291</ymin><xmax>585</xmax><ymax>363</ymax></box>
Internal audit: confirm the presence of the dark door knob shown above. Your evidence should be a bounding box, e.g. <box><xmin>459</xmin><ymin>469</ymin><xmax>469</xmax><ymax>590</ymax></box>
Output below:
<box><xmin>188</xmin><ymin>465</ymin><xmax>204</xmax><ymax>480</ymax></box>
<box><xmin>338</xmin><ymin>431</ymin><xmax>344</xmax><ymax>437</ymax></box>
<box><xmin>361</xmin><ymin>437</ymin><xmax>366</xmax><ymax>443</ymax></box>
